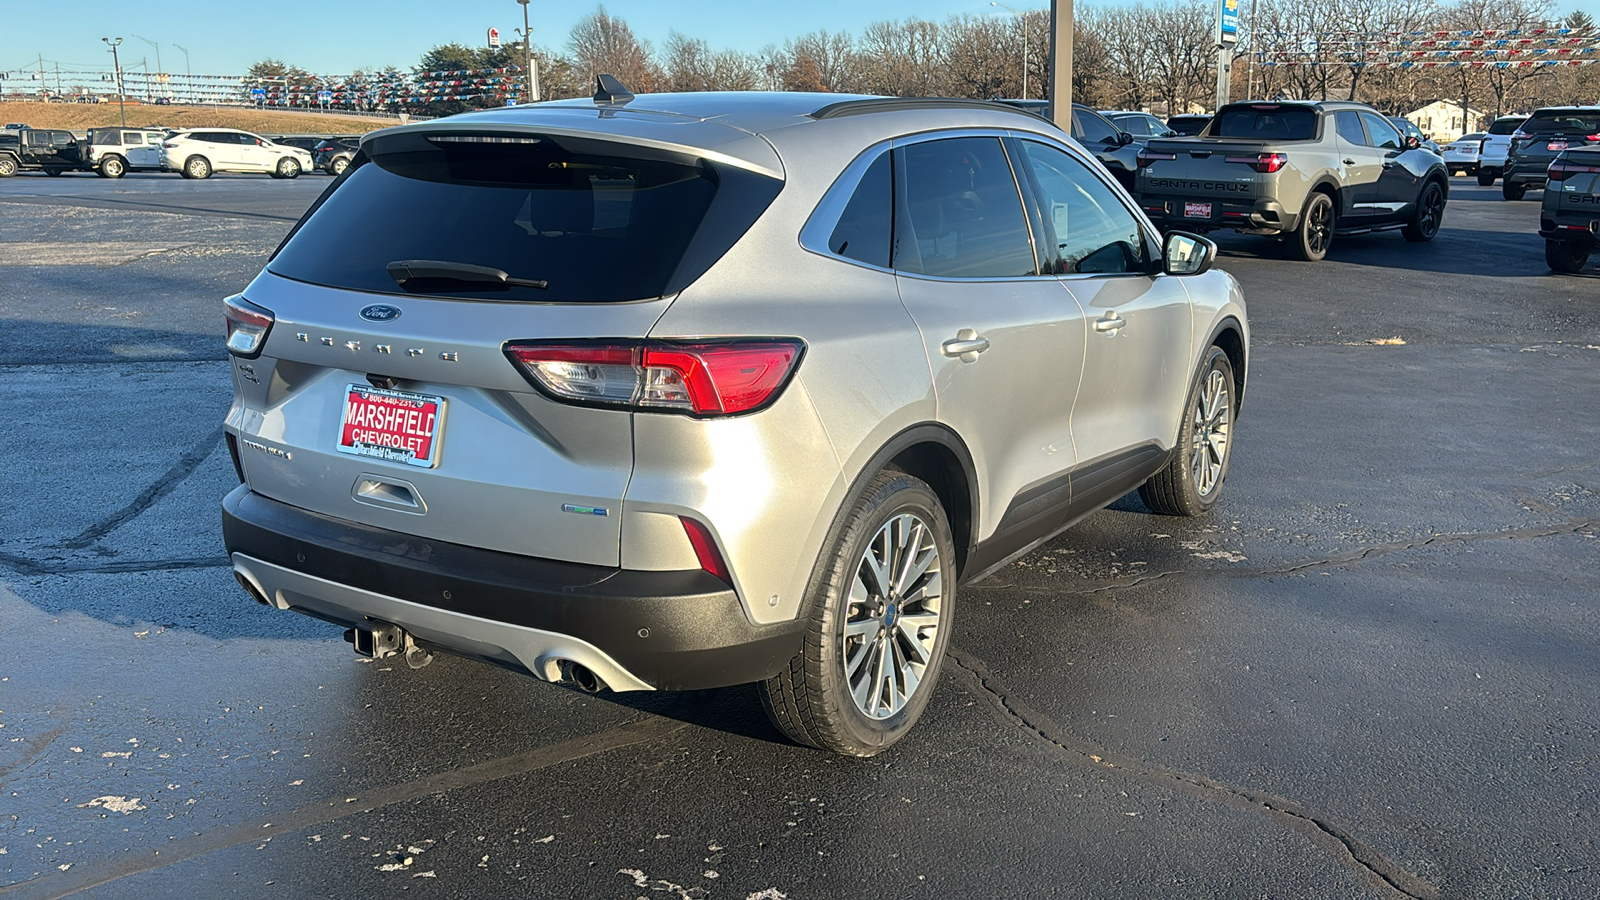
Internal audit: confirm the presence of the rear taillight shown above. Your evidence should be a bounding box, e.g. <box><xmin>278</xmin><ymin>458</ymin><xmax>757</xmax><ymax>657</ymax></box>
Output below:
<box><xmin>1547</xmin><ymin>160</ymin><xmax>1600</xmax><ymax>181</ymax></box>
<box><xmin>223</xmin><ymin>295</ymin><xmax>274</xmax><ymax>358</ymax></box>
<box><xmin>1225</xmin><ymin>152</ymin><xmax>1288</xmax><ymax>174</ymax></box>
<box><xmin>1137</xmin><ymin>148</ymin><xmax>1176</xmax><ymax>168</ymax></box>
<box><xmin>163</xmin><ymin>141</ymin><xmax>178</xmax><ymax>148</ymax></box>
<box><xmin>506</xmin><ymin>339</ymin><xmax>804</xmax><ymax>417</ymax></box>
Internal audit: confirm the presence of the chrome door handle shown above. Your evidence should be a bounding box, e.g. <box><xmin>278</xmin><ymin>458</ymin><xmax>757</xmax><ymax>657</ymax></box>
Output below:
<box><xmin>1342</xmin><ymin>158</ymin><xmax>1356</xmax><ymax>165</ymax></box>
<box><xmin>1093</xmin><ymin>314</ymin><xmax>1127</xmax><ymax>333</ymax></box>
<box><xmin>941</xmin><ymin>328</ymin><xmax>990</xmax><ymax>361</ymax></box>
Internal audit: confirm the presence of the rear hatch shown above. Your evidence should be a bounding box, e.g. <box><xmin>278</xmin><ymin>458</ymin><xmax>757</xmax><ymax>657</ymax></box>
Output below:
<box><xmin>1510</xmin><ymin>110</ymin><xmax>1600</xmax><ymax>172</ymax></box>
<box><xmin>230</xmin><ymin>118</ymin><xmax>782</xmax><ymax>567</ymax></box>
<box><xmin>1546</xmin><ymin>147</ymin><xmax>1600</xmax><ymax>227</ymax></box>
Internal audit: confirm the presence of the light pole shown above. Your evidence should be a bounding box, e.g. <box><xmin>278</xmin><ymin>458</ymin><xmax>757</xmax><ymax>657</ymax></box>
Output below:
<box><xmin>991</xmin><ymin>2</ymin><xmax>1032</xmax><ymax>99</ymax></box>
<box><xmin>515</xmin><ymin>0</ymin><xmax>540</xmax><ymax>103</ymax></box>
<box><xmin>132</xmin><ymin>35</ymin><xmax>163</xmax><ymax>102</ymax></box>
<box><xmin>102</xmin><ymin>37</ymin><xmax>126</xmax><ymax>126</ymax></box>
<box><xmin>173</xmin><ymin>44</ymin><xmax>190</xmax><ymax>104</ymax></box>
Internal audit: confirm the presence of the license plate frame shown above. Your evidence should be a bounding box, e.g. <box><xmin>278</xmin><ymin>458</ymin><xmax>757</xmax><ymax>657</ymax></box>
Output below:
<box><xmin>1548</xmin><ymin>141</ymin><xmax>1569</xmax><ymax>152</ymax></box>
<box><xmin>336</xmin><ymin>384</ymin><xmax>445</xmax><ymax>469</ymax></box>
<box><xmin>1184</xmin><ymin>201</ymin><xmax>1213</xmax><ymax>219</ymax></box>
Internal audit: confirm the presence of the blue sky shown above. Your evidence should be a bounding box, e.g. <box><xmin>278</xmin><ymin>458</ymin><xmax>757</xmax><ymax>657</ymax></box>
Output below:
<box><xmin>2</xmin><ymin>0</ymin><xmax>1014</xmax><ymax>78</ymax></box>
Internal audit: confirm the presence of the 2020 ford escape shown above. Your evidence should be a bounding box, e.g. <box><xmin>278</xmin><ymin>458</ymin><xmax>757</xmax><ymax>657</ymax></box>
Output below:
<box><xmin>221</xmin><ymin>81</ymin><xmax>1249</xmax><ymax>756</ymax></box>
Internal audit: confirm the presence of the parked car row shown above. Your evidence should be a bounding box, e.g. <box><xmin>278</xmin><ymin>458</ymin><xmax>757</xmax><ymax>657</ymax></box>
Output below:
<box><xmin>0</xmin><ymin>126</ymin><xmax>362</xmax><ymax>179</ymax></box>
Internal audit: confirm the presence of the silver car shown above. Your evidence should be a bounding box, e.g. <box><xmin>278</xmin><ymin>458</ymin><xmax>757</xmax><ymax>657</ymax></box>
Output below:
<box><xmin>221</xmin><ymin>86</ymin><xmax>1249</xmax><ymax>756</ymax></box>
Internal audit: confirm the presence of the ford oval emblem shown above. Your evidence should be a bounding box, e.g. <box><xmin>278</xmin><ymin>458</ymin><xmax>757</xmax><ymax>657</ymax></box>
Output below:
<box><xmin>360</xmin><ymin>304</ymin><xmax>402</xmax><ymax>323</ymax></box>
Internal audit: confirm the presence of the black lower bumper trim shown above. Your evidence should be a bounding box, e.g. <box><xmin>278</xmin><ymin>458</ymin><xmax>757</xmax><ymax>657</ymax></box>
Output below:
<box><xmin>221</xmin><ymin>487</ymin><xmax>804</xmax><ymax>691</ymax></box>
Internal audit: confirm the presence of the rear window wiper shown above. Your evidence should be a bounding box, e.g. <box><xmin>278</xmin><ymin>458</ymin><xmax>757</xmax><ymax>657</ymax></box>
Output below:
<box><xmin>386</xmin><ymin>259</ymin><xmax>548</xmax><ymax>290</ymax></box>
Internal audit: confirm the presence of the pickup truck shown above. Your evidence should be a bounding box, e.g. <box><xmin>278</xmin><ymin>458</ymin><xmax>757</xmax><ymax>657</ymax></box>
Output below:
<box><xmin>1135</xmin><ymin>100</ymin><xmax>1449</xmax><ymax>261</ymax></box>
<box><xmin>1539</xmin><ymin>147</ymin><xmax>1600</xmax><ymax>273</ymax></box>
<box><xmin>0</xmin><ymin>128</ymin><xmax>91</xmax><ymax>177</ymax></box>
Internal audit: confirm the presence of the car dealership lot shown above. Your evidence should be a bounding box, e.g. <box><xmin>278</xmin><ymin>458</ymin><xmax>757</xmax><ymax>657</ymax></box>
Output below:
<box><xmin>1</xmin><ymin>172</ymin><xmax>1597</xmax><ymax>898</ymax></box>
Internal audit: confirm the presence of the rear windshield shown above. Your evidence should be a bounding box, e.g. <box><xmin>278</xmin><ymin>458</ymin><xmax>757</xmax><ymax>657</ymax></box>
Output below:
<box><xmin>1488</xmin><ymin>118</ymin><xmax>1525</xmax><ymax>135</ymax></box>
<box><xmin>1521</xmin><ymin>111</ymin><xmax>1600</xmax><ymax>135</ymax></box>
<box><xmin>269</xmin><ymin>134</ymin><xmax>780</xmax><ymax>303</ymax></box>
<box><xmin>1214</xmin><ymin>105</ymin><xmax>1318</xmax><ymax>140</ymax></box>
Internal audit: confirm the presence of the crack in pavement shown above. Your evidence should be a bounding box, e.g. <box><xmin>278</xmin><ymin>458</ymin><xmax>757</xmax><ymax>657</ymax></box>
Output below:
<box><xmin>54</xmin><ymin>426</ymin><xmax>225</xmax><ymax>551</ymax></box>
<box><xmin>947</xmin><ymin>647</ymin><xmax>1439</xmax><ymax>899</ymax></box>
<box><xmin>0</xmin><ymin>551</ymin><xmax>228</xmax><ymax>576</ymax></box>
<box><xmin>0</xmin><ymin>724</ymin><xmax>67</xmax><ymax>791</ymax></box>
<box><xmin>969</xmin><ymin>517</ymin><xmax>1599</xmax><ymax>598</ymax></box>
<box><xmin>0</xmin><ymin>713</ymin><xmax>688</xmax><ymax>900</ymax></box>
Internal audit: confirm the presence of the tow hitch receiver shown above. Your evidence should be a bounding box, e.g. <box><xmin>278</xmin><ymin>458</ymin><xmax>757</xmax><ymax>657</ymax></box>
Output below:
<box><xmin>345</xmin><ymin>621</ymin><xmax>405</xmax><ymax>659</ymax></box>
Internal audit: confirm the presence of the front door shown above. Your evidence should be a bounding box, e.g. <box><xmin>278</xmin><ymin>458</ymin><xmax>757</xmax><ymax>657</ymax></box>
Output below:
<box><xmin>1358</xmin><ymin>113</ymin><xmax>1418</xmax><ymax>222</ymax></box>
<box><xmin>1008</xmin><ymin>137</ymin><xmax>1195</xmax><ymax>510</ymax></box>
<box><xmin>888</xmin><ymin>134</ymin><xmax>1090</xmax><ymax>552</ymax></box>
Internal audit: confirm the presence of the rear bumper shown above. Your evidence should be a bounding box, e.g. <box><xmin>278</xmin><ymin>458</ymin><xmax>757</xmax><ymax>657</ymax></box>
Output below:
<box><xmin>1505</xmin><ymin>162</ymin><xmax>1552</xmax><ymax>187</ymax></box>
<box><xmin>1539</xmin><ymin>210</ymin><xmax>1600</xmax><ymax>241</ymax></box>
<box><xmin>221</xmin><ymin>486</ymin><xmax>805</xmax><ymax>691</ymax></box>
<box><xmin>1140</xmin><ymin>194</ymin><xmax>1292</xmax><ymax>233</ymax></box>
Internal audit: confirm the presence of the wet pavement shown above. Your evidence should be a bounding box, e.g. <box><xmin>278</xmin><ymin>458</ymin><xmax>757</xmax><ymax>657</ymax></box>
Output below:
<box><xmin>2</xmin><ymin>171</ymin><xmax>1597</xmax><ymax>898</ymax></box>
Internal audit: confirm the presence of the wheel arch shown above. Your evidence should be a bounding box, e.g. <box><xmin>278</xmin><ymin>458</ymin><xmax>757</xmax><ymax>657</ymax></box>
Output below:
<box><xmin>1204</xmin><ymin>316</ymin><xmax>1248</xmax><ymax>416</ymax></box>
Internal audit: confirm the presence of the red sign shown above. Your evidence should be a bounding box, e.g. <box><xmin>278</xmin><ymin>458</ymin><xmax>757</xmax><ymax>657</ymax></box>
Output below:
<box><xmin>338</xmin><ymin>386</ymin><xmax>443</xmax><ymax>467</ymax></box>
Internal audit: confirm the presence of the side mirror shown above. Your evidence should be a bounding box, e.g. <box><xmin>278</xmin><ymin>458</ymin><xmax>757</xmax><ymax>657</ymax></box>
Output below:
<box><xmin>1163</xmin><ymin>231</ymin><xmax>1218</xmax><ymax>276</ymax></box>
<box><xmin>1117</xmin><ymin>131</ymin><xmax>1135</xmax><ymax>146</ymax></box>
<box><xmin>1406</xmin><ymin>135</ymin><xmax>1421</xmax><ymax>150</ymax></box>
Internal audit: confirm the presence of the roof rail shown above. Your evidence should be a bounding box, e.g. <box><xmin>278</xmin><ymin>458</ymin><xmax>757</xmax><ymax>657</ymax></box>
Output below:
<box><xmin>810</xmin><ymin>97</ymin><xmax>1046</xmax><ymax>121</ymax></box>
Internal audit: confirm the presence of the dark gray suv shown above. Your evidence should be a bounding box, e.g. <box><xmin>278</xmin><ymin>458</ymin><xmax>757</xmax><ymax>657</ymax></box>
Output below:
<box><xmin>221</xmin><ymin>86</ymin><xmax>1250</xmax><ymax>756</ymax></box>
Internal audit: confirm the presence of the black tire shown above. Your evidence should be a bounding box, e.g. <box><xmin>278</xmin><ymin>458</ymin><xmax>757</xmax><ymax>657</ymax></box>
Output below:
<box><xmin>758</xmin><ymin>469</ymin><xmax>956</xmax><ymax>757</ymax></box>
<box><xmin>185</xmin><ymin>156</ymin><xmax>212</xmax><ymax>179</ymax></box>
<box><xmin>329</xmin><ymin>156</ymin><xmax>349</xmax><ymax>176</ymax></box>
<box><xmin>1288</xmin><ymin>191</ymin><xmax>1334</xmax><ymax>261</ymax></box>
<box><xmin>1140</xmin><ymin>346</ymin><xmax>1237</xmax><ymax>517</ymax></box>
<box><xmin>1546</xmin><ymin>238</ymin><xmax>1591</xmax><ymax>274</ymax></box>
<box><xmin>1402</xmin><ymin>180</ymin><xmax>1445</xmax><ymax>242</ymax></box>
<box><xmin>98</xmin><ymin>156</ymin><xmax>125</xmax><ymax>179</ymax></box>
<box><xmin>0</xmin><ymin>156</ymin><xmax>17</xmax><ymax>178</ymax></box>
<box><xmin>1502</xmin><ymin>181</ymin><xmax>1526</xmax><ymax>201</ymax></box>
<box><xmin>1477</xmin><ymin>168</ymin><xmax>1496</xmax><ymax>187</ymax></box>
<box><xmin>276</xmin><ymin>157</ymin><xmax>300</xmax><ymax>179</ymax></box>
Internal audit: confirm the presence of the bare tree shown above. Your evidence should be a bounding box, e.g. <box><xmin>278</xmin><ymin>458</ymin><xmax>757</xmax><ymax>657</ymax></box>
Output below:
<box><xmin>784</xmin><ymin>31</ymin><xmax>861</xmax><ymax>92</ymax></box>
<box><xmin>857</xmin><ymin>19</ymin><xmax>947</xmax><ymax>97</ymax></box>
<box><xmin>568</xmin><ymin>6</ymin><xmax>662</xmax><ymax>92</ymax></box>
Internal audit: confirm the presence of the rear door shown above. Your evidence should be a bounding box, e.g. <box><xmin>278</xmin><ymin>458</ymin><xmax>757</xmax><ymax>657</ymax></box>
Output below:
<box><xmin>130</xmin><ymin>132</ymin><xmax>163</xmax><ymax>168</ymax></box>
<box><xmin>1010</xmin><ymin>137</ymin><xmax>1193</xmax><ymax>506</ymax></box>
<box><xmin>1332</xmin><ymin>110</ymin><xmax>1382</xmax><ymax>219</ymax></box>
<box><xmin>889</xmin><ymin>134</ymin><xmax>1090</xmax><ymax>547</ymax></box>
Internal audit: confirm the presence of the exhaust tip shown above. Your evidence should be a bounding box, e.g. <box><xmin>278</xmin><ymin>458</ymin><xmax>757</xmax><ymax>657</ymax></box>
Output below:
<box><xmin>233</xmin><ymin>570</ymin><xmax>269</xmax><ymax>605</ymax></box>
<box><xmin>562</xmin><ymin>661</ymin><xmax>607</xmax><ymax>694</ymax></box>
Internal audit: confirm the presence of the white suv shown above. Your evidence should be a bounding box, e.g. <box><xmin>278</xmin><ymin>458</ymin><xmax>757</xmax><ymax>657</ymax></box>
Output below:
<box><xmin>161</xmin><ymin>128</ymin><xmax>313</xmax><ymax>180</ymax></box>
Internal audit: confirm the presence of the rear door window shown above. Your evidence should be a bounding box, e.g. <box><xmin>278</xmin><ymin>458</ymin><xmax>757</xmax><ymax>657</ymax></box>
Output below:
<box><xmin>269</xmin><ymin>133</ymin><xmax>778</xmax><ymax>303</ymax></box>
<box><xmin>891</xmin><ymin>137</ymin><xmax>1037</xmax><ymax>278</ymax></box>
<box><xmin>1215</xmin><ymin>105</ymin><xmax>1318</xmax><ymax>140</ymax></box>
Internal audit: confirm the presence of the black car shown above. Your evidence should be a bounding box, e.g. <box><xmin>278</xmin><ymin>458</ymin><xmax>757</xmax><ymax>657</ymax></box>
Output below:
<box><xmin>0</xmin><ymin>128</ymin><xmax>91</xmax><ymax>177</ymax></box>
<box><xmin>1538</xmin><ymin>147</ymin><xmax>1600</xmax><ymax>272</ymax></box>
<box><xmin>1166</xmin><ymin>114</ymin><xmax>1212</xmax><ymax>136</ymax></box>
<box><xmin>312</xmin><ymin>137</ymin><xmax>360</xmax><ymax>175</ymax></box>
<box><xmin>1105</xmin><ymin>111</ymin><xmax>1177</xmax><ymax>140</ymax></box>
<box><xmin>1504</xmin><ymin>107</ymin><xmax>1600</xmax><ymax>201</ymax></box>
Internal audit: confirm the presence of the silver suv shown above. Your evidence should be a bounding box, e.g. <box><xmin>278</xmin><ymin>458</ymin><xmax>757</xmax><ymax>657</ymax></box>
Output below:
<box><xmin>221</xmin><ymin>86</ymin><xmax>1250</xmax><ymax>756</ymax></box>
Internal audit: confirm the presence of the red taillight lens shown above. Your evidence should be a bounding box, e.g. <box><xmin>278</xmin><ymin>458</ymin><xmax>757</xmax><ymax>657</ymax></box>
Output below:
<box><xmin>1225</xmin><ymin>152</ymin><xmax>1287</xmax><ymax>173</ymax></box>
<box><xmin>506</xmin><ymin>340</ymin><xmax>804</xmax><ymax>417</ymax></box>
<box><xmin>163</xmin><ymin>141</ymin><xmax>178</xmax><ymax>148</ymax></box>
<box><xmin>679</xmin><ymin>515</ymin><xmax>731</xmax><ymax>583</ymax></box>
<box><xmin>1548</xmin><ymin>160</ymin><xmax>1600</xmax><ymax>181</ymax></box>
<box><xmin>1136</xmin><ymin>148</ymin><xmax>1176</xmax><ymax>168</ymax></box>
<box><xmin>223</xmin><ymin>295</ymin><xmax>274</xmax><ymax>358</ymax></box>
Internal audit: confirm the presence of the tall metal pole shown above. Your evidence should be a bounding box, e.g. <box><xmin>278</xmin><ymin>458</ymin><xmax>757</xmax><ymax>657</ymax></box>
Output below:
<box><xmin>102</xmin><ymin>37</ymin><xmax>126</xmax><ymax>127</ymax></box>
<box><xmin>1244</xmin><ymin>0</ymin><xmax>1259</xmax><ymax>101</ymax></box>
<box><xmin>173</xmin><ymin>44</ymin><xmax>189</xmax><ymax>104</ymax></box>
<box><xmin>1048</xmin><ymin>0</ymin><xmax>1073</xmax><ymax>127</ymax></box>
<box><xmin>517</xmin><ymin>0</ymin><xmax>540</xmax><ymax>102</ymax></box>
<box><xmin>133</xmin><ymin>35</ymin><xmax>162</xmax><ymax>102</ymax></box>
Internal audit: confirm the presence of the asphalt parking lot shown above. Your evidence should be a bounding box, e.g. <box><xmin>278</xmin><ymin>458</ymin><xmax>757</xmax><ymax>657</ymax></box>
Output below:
<box><xmin>1</xmin><ymin>170</ymin><xmax>1597</xmax><ymax>899</ymax></box>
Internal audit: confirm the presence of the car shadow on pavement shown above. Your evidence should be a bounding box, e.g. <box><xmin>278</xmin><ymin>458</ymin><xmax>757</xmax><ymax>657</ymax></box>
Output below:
<box><xmin>1206</xmin><ymin>227</ymin><xmax>1564</xmax><ymax>278</ymax></box>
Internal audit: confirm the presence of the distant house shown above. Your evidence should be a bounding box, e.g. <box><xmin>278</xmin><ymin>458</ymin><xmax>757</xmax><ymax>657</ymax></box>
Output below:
<box><xmin>1404</xmin><ymin>100</ymin><xmax>1488</xmax><ymax>141</ymax></box>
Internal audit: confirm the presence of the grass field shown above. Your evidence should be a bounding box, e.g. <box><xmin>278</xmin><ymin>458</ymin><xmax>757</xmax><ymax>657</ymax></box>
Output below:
<box><xmin>0</xmin><ymin>100</ymin><xmax>393</xmax><ymax>134</ymax></box>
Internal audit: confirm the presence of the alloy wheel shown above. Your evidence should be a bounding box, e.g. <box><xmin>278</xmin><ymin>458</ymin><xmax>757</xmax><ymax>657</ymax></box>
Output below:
<box><xmin>841</xmin><ymin>513</ymin><xmax>944</xmax><ymax>720</ymax></box>
<box><xmin>1189</xmin><ymin>368</ymin><xmax>1232</xmax><ymax>498</ymax></box>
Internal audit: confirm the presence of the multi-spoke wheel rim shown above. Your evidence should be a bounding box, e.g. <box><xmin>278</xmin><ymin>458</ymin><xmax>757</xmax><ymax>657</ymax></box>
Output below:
<box><xmin>1419</xmin><ymin>186</ymin><xmax>1443</xmax><ymax>237</ymax></box>
<box><xmin>1306</xmin><ymin>200</ymin><xmax>1331</xmax><ymax>254</ymax></box>
<box><xmin>1189</xmin><ymin>369</ymin><xmax>1232</xmax><ymax>498</ymax></box>
<box><xmin>841</xmin><ymin>513</ymin><xmax>944</xmax><ymax>720</ymax></box>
